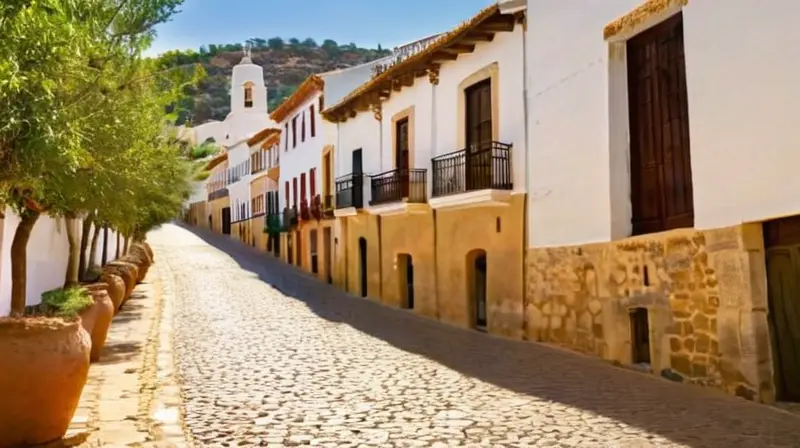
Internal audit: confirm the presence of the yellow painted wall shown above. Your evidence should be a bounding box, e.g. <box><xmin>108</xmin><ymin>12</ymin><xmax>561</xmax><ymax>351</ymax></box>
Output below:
<box><xmin>296</xmin><ymin>219</ymin><xmax>336</xmax><ymax>283</ymax></box>
<box><xmin>187</xmin><ymin>201</ymin><xmax>207</xmax><ymax>228</ymax></box>
<box><xmin>279</xmin><ymin>232</ymin><xmax>290</xmax><ymax>264</ymax></box>
<box><xmin>525</xmin><ymin>223</ymin><xmax>773</xmax><ymax>402</ymax></box>
<box><xmin>344</xmin><ymin>213</ymin><xmax>382</xmax><ymax>298</ymax></box>
<box><xmin>380</xmin><ymin>209</ymin><xmax>437</xmax><ymax>318</ymax></box>
<box><xmin>252</xmin><ymin>215</ymin><xmax>267</xmax><ymax>251</ymax></box>
<box><xmin>207</xmin><ymin>197</ymin><xmax>230</xmax><ymax>234</ymax></box>
<box><xmin>435</xmin><ymin>194</ymin><xmax>526</xmax><ymax>339</ymax></box>
<box><xmin>332</xmin><ymin>218</ymin><xmax>348</xmax><ymax>290</ymax></box>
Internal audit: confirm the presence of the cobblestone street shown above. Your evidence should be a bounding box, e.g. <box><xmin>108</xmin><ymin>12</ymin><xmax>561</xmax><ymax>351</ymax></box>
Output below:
<box><xmin>150</xmin><ymin>224</ymin><xmax>799</xmax><ymax>448</ymax></box>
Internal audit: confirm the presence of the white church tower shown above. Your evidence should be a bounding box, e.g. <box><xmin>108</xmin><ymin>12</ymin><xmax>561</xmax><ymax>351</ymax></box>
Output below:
<box><xmin>230</xmin><ymin>47</ymin><xmax>269</xmax><ymax>115</ymax></box>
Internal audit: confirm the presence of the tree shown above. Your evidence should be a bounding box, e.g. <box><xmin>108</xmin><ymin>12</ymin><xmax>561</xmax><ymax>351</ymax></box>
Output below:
<box><xmin>302</xmin><ymin>38</ymin><xmax>318</xmax><ymax>48</ymax></box>
<box><xmin>0</xmin><ymin>0</ymin><xmax>197</xmax><ymax>315</ymax></box>
<box><xmin>267</xmin><ymin>37</ymin><xmax>284</xmax><ymax>50</ymax></box>
<box><xmin>288</xmin><ymin>37</ymin><xmax>300</xmax><ymax>47</ymax></box>
<box><xmin>321</xmin><ymin>39</ymin><xmax>339</xmax><ymax>52</ymax></box>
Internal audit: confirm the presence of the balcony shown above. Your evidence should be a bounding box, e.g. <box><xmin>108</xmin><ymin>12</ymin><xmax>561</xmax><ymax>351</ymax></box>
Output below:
<box><xmin>207</xmin><ymin>188</ymin><xmax>229</xmax><ymax>202</ymax></box>
<box><xmin>283</xmin><ymin>206</ymin><xmax>298</xmax><ymax>229</ymax></box>
<box><xmin>430</xmin><ymin>141</ymin><xmax>513</xmax><ymax>209</ymax></box>
<box><xmin>264</xmin><ymin>213</ymin><xmax>283</xmax><ymax>234</ymax></box>
<box><xmin>369</xmin><ymin>168</ymin><xmax>427</xmax><ymax>211</ymax></box>
<box><xmin>300</xmin><ymin>198</ymin><xmax>311</xmax><ymax>221</ymax></box>
<box><xmin>334</xmin><ymin>173</ymin><xmax>365</xmax><ymax>213</ymax></box>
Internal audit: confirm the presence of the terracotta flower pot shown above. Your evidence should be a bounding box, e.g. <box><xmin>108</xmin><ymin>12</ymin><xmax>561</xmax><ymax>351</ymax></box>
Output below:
<box><xmin>104</xmin><ymin>261</ymin><xmax>139</xmax><ymax>302</ymax></box>
<box><xmin>0</xmin><ymin>318</ymin><xmax>91</xmax><ymax>446</ymax></box>
<box><xmin>101</xmin><ymin>273</ymin><xmax>126</xmax><ymax>312</ymax></box>
<box><xmin>122</xmin><ymin>253</ymin><xmax>150</xmax><ymax>283</ymax></box>
<box><xmin>130</xmin><ymin>244</ymin><xmax>153</xmax><ymax>266</ymax></box>
<box><xmin>141</xmin><ymin>241</ymin><xmax>155</xmax><ymax>262</ymax></box>
<box><xmin>78</xmin><ymin>300</ymin><xmax>98</xmax><ymax>338</ymax></box>
<box><xmin>82</xmin><ymin>283</ymin><xmax>114</xmax><ymax>362</ymax></box>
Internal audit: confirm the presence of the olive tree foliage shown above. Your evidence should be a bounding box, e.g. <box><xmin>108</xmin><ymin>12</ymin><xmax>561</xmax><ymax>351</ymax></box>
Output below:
<box><xmin>0</xmin><ymin>0</ymin><xmax>201</xmax><ymax>314</ymax></box>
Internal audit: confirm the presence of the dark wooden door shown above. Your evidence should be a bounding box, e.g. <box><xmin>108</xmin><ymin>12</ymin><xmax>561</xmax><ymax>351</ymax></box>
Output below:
<box><xmin>764</xmin><ymin>218</ymin><xmax>800</xmax><ymax>402</ymax></box>
<box><xmin>474</xmin><ymin>254</ymin><xmax>487</xmax><ymax>329</ymax></box>
<box><xmin>358</xmin><ymin>237</ymin><xmax>367</xmax><ymax>298</ymax></box>
<box><xmin>627</xmin><ymin>13</ymin><xmax>694</xmax><ymax>236</ymax></box>
<box><xmin>406</xmin><ymin>257</ymin><xmax>415</xmax><ymax>310</ymax></box>
<box><xmin>396</xmin><ymin>118</ymin><xmax>410</xmax><ymax>197</ymax></box>
<box><xmin>352</xmin><ymin>149</ymin><xmax>363</xmax><ymax>208</ymax></box>
<box><xmin>221</xmin><ymin>207</ymin><xmax>231</xmax><ymax>235</ymax></box>
<box><xmin>465</xmin><ymin>78</ymin><xmax>492</xmax><ymax>190</ymax></box>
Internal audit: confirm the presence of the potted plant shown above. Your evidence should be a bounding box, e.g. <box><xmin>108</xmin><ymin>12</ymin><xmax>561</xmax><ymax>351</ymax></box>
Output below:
<box><xmin>0</xmin><ymin>287</ymin><xmax>93</xmax><ymax>447</ymax></box>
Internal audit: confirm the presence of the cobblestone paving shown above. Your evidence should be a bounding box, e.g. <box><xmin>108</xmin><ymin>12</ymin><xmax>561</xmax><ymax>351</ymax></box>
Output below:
<box><xmin>150</xmin><ymin>224</ymin><xmax>800</xmax><ymax>448</ymax></box>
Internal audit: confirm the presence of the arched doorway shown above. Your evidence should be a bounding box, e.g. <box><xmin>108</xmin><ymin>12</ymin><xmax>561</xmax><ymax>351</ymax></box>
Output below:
<box><xmin>398</xmin><ymin>254</ymin><xmax>414</xmax><ymax>309</ymax></box>
<box><xmin>467</xmin><ymin>249</ymin><xmax>487</xmax><ymax>330</ymax></box>
<box><xmin>358</xmin><ymin>237</ymin><xmax>368</xmax><ymax>297</ymax></box>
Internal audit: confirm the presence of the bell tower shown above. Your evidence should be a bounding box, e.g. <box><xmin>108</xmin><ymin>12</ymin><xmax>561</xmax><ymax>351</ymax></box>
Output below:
<box><xmin>231</xmin><ymin>44</ymin><xmax>268</xmax><ymax>114</ymax></box>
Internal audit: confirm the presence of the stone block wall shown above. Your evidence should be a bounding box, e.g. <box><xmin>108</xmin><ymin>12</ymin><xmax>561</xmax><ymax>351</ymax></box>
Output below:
<box><xmin>525</xmin><ymin>224</ymin><xmax>774</xmax><ymax>401</ymax></box>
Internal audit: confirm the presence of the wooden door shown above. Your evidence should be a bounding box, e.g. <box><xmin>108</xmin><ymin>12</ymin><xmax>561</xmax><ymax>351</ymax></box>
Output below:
<box><xmin>358</xmin><ymin>237</ymin><xmax>367</xmax><ymax>298</ymax></box>
<box><xmin>221</xmin><ymin>207</ymin><xmax>231</xmax><ymax>235</ymax></box>
<box><xmin>627</xmin><ymin>13</ymin><xmax>694</xmax><ymax>236</ymax></box>
<box><xmin>474</xmin><ymin>254</ymin><xmax>488</xmax><ymax>329</ymax></box>
<box><xmin>465</xmin><ymin>78</ymin><xmax>492</xmax><ymax>190</ymax></box>
<box><xmin>352</xmin><ymin>149</ymin><xmax>363</xmax><ymax>207</ymax></box>
<box><xmin>396</xmin><ymin>118</ymin><xmax>410</xmax><ymax>197</ymax></box>
<box><xmin>323</xmin><ymin>227</ymin><xmax>332</xmax><ymax>284</ymax></box>
<box><xmin>765</xmin><ymin>218</ymin><xmax>800</xmax><ymax>401</ymax></box>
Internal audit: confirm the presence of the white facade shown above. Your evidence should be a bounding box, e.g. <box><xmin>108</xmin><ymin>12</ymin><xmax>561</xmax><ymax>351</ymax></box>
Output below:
<box><xmin>193</xmin><ymin>55</ymin><xmax>278</xmax><ymax>222</ymax></box>
<box><xmin>275</xmin><ymin>92</ymin><xmax>325</xmax><ymax>214</ymax></box>
<box><xmin>526</xmin><ymin>0</ymin><xmax>800</xmax><ymax>247</ymax></box>
<box><xmin>333</xmin><ymin>24</ymin><xmax>527</xmax><ymax>212</ymax></box>
<box><xmin>1</xmin><ymin>210</ymin><xmax>120</xmax><ymax>316</ymax></box>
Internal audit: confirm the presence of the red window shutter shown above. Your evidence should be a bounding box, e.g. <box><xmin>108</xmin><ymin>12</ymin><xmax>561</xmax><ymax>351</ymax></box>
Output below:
<box><xmin>301</xmin><ymin>112</ymin><xmax>306</xmax><ymax>142</ymax></box>
<box><xmin>310</xmin><ymin>168</ymin><xmax>316</xmax><ymax>196</ymax></box>
<box><xmin>300</xmin><ymin>173</ymin><xmax>307</xmax><ymax>200</ymax></box>
<box><xmin>293</xmin><ymin>178</ymin><xmax>298</xmax><ymax>207</ymax></box>
<box><xmin>284</xmin><ymin>181</ymin><xmax>289</xmax><ymax>205</ymax></box>
<box><xmin>291</xmin><ymin>117</ymin><xmax>297</xmax><ymax>148</ymax></box>
<box><xmin>310</xmin><ymin>105</ymin><xmax>316</xmax><ymax>137</ymax></box>
<box><xmin>284</xmin><ymin>124</ymin><xmax>289</xmax><ymax>151</ymax></box>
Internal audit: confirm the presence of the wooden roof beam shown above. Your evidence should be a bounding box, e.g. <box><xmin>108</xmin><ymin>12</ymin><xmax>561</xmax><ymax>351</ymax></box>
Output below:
<box><xmin>430</xmin><ymin>52</ymin><xmax>459</xmax><ymax>62</ymax></box>
<box><xmin>478</xmin><ymin>16</ymin><xmax>517</xmax><ymax>32</ymax></box>
<box><xmin>462</xmin><ymin>32</ymin><xmax>494</xmax><ymax>43</ymax></box>
<box><xmin>441</xmin><ymin>44</ymin><xmax>476</xmax><ymax>54</ymax></box>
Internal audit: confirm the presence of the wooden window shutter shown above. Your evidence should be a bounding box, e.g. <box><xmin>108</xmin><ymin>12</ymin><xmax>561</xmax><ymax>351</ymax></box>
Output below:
<box><xmin>310</xmin><ymin>105</ymin><xmax>316</xmax><ymax>137</ymax></box>
<box><xmin>301</xmin><ymin>112</ymin><xmax>306</xmax><ymax>142</ymax></box>
<box><xmin>310</xmin><ymin>168</ymin><xmax>316</xmax><ymax>196</ymax></box>
<box><xmin>284</xmin><ymin>181</ymin><xmax>289</xmax><ymax>205</ymax></box>
<box><xmin>300</xmin><ymin>172</ymin><xmax>307</xmax><ymax>200</ymax></box>
<box><xmin>293</xmin><ymin>177</ymin><xmax>298</xmax><ymax>206</ymax></box>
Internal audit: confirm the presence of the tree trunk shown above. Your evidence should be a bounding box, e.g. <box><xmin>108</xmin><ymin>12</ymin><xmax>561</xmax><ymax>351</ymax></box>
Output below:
<box><xmin>123</xmin><ymin>234</ymin><xmax>130</xmax><ymax>254</ymax></box>
<box><xmin>115</xmin><ymin>232</ymin><xmax>121</xmax><ymax>259</ymax></box>
<box><xmin>85</xmin><ymin>224</ymin><xmax>101</xmax><ymax>278</ymax></box>
<box><xmin>77</xmin><ymin>214</ymin><xmax>93</xmax><ymax>282</ymax></box>
<box><xmin>64</xmin><ymin>213</ymin><xmax>81</xmax><ymax>288</ymax></box>
<box><xmin>10</xmin><ymin>211</ymin><xmax>41</xmax><ymax>316</ymax></box>
<box><xmin>101</xmin><ymin>225</ymin><xmax>109</xmax><ymax>265</ymax></box>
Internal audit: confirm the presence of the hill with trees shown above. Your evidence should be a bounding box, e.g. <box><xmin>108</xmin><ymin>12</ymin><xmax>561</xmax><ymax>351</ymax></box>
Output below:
<box><xmin>161</xmin><ymin>38</ymin><xmax>391</xmax><ymax>126</ymax></box>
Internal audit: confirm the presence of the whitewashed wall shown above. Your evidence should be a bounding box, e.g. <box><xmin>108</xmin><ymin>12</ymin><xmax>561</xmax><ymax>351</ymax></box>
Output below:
<box><xmin>1</xmin><ymin>209</ymin><xmax>121</xmax><ymax>316</ymax></box>
<box><xmin>434</xmin><ymin>27</ymin><xmax>526</xmax><ymax>192</ymax></box>
<box><xmin>227</xmin><ymin>141</ymin><xmax>252</xmax><ymax>222</ymax></box>
<box><xmin>277</xmin><ymin>91</ymin><xmax>325</xmax><ymax>213</ymax></box>
<box><xmin>335</xmin><ymin>111</ymin><xmax>382</xmax><ymax>206</ymax></box>
<box><xmin>380</xmin><ymin>80</ymin><xmax>435</xmax><ymax>173</ymax></box>
<box><xmin>526</xmin><ymin>0</ymin><xmax>800</xmax><ymax>248</ymax></box>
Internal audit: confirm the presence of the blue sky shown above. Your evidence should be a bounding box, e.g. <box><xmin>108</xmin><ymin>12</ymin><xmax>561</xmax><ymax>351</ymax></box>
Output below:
<box><xmin>147</xmin><ymin>0</ymin><xmax>494</xmax><ymax>56</ymax></box>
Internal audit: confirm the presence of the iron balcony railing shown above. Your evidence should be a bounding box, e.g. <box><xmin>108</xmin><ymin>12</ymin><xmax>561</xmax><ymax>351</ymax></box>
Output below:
<box><xmin>335</xmin><ymin>173</ymin><xmax>365</xmax><ymax>209</ymax></box>
<box><xmin>369</xmin><ymin>168</ymin><xmax>427</xmax><ymax>206</ymax></box>
<box><xmin>283</xmin><ymin>206</ymin><xmax>298</xmax><ymax>228</ymax></box>
<box><xmin>207</xmin><ymin>188</ymin><xmax>229</xmax><ymax>202</ymax></box>
<box><xmin>431</xmin><ymin>141</ymin><xmax>513</xmax><ymax>198</ymax></box>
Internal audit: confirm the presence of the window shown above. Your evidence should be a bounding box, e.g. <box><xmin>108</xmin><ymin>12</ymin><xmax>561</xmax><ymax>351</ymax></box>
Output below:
<box><xmin>319</xmin><ymin>95</ymin><xmax>324</xmax><ymax>111</ymax></box>
<box><xmin>301</xmin><ymin>111</ymin><xmax>306</xmax><ymax>142</ymax></box>
<box><xmin>323</xmin><ymin>153</ymin><xmax>331</xmax><ymax>196</ymax></box>
<box><xmin>284</xmin><ymin>181</ymin><xmax>290</xmax><ymax>207</ymax></box>
<box><xmin>465</xmin><ymin>78</ymin><xmax>492</xmax><ymax>151</ymax></box>
<box><xmin>284</xmin><ymin>123</ymin><xmax>289</xmax><ymax>151</ymax></box>
<box><xmin>300</xmin><ymin>172</ymin><xmax>307</xmax><ymax>202</ymax></box>
<box><xmin>292</xmin><ymin>177</ymin><xmax>298</xmax><ymax>207</ymax></box>
<box><xmin>244</xmin><ymin>83</ymin><xmax>253</xmax><ymax>108</ymax></box>
<box><xmin>310</xmin><ymin>105</ymin><xmax>316</xmax><ymax>137</ymax></box>
<box><xmin>292</xmin><ymin>116</ymin><xmax>298</xmax><ymax>148</ymax></box>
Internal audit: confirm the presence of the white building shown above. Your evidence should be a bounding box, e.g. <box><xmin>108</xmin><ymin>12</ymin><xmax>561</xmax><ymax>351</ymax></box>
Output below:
<box><xmin>190</xmin><ymin>53</ymin><xmax>278</xmax><ymax>227</ymax></box>
<box><xmin>523</xmin><ymin>0</ymin><xmax>800</xmax><ymax>403</ymax></box>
